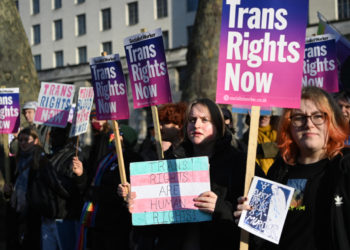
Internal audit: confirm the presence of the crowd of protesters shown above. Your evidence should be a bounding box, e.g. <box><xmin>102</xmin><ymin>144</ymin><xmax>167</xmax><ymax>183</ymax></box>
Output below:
<box><xmin>0</xmin><ymin>86</ymin><xmax>350</xmax><ymax>250</ymax></box>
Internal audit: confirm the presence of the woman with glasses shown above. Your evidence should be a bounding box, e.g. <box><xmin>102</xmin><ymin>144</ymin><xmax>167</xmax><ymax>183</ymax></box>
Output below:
<box><xmin>235</xmin><ymin>86</ymin><xmax>350</xmax><ymax>250</ymax></box>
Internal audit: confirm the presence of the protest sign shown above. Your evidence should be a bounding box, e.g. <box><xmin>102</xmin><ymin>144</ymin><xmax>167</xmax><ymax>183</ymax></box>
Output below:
<box><xmin>0</xmin><ymin>88</ymin><xmax>20</xmax><ymax>134</ymax></box>
<box><xmin>130</xmin><ymin>157</ymin><xmax>212</xmax><ymax>226</ymax></box>
<box><xmin>239</xmin><ymin>176</ymin><xmax>294</xmax><ymax>244</ymax></box>
<box><xmin>216</xmin><ymin>0</ymin><xmax>308</xmax><ymax>109</ymax></box>
<box><xmin>34</xmin><ymin>82</ymin><xmax>75</xmax><ymax>128</ymax></box>
<box><xmin>69</xmin><ymin>87</ymin><xmax>94</xmax><ymax>137</ymax></box>
<box><xmin>90</xmin><ymin>54</ymin><xmax>129</xmax><ymax>120</ymax></box>
<box><xmin>303</xmin><ymin>34</ymin><xmax>338</xmax><ymax>92</ymax></box>
<box><xmin>124</xmin><ymin>28</ymin><xmax>172</xmax><ymax>109</ymax></box>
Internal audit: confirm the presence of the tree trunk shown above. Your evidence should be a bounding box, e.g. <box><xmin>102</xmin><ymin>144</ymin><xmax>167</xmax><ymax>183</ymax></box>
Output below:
<box><xmin>181</xmin><ymin>0</ymin><xmax>222</xmax><ymax>102</ymax></box>
<box><xmin>0</xmin><ymin>0</ymin><xmax>40</xmax><ymax>104</ymax></box>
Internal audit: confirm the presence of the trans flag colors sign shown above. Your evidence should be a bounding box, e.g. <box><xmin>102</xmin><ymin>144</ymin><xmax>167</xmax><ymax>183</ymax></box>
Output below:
<box><xmin>130</xmin><ymin>157</ymin><xmax>212</xmax><ymax>226</ymax></box>
<box><xmin>216</xmin><ymin>0</ymin><xmax>309</xmax><ymax>109</ymax></box>
<box><xmin>303</xmin><ymin>34</ymin><xmax>338</xmax><ymax>93</ymax></box>
<box><xmin>34</xmin><ymin>82</ymin><xmax>75</xmax><ymax>128</ymax></box>
<box><xmin>0</xmin><ymin>88</ymin><xmax>20</xmax><ymax>134</ymax></box>
<box><xmin>124</xmin><ymin>28</ymin><xmax>172</xmax><ymax>109</ymax></box>
<box><xmin>90</xmin><ymin>54</ymin><xmax>130</xmax><ymax>120</ymax></box>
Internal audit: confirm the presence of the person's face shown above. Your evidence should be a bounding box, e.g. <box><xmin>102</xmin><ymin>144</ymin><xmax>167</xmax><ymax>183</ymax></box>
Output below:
<box><xmin>91</xmin><ymin>118</ymin><xmax>107</xmax><ymax>131</ymax></box>
<box><xmin>290</xmin><ymin>99</ymin><xmax>328</xmax><ymax>156</ymax></box>
<box><xmin>23</xmin><ymin>109</ymin><xmax>35</xmax><ymax>124</ymax></box>
<box><xmin>18</xmin><ymin>134</ymin><xmax>38</xmax><ymax>152</ymax></box>
<box><xmin>160</xmin><ymin>122</ymin><xmax>181</xmax><ymax>142</ymax></box>
<box><xmin>186</xmin><ymin>104</ymin><xmax>217</xmax><ymax>146</ymax></box>
<box><xmin>337</xmin><ymin>99</ymin><xmax>350</xmax><ymax>122</ymax></box>
<box><xmin>259</xmin><ymin>115</ymin><xmax>271</xmax><ymax>127</ymax></box>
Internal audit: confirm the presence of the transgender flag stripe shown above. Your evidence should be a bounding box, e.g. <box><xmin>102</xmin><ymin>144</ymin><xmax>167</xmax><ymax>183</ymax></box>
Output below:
<box><xmin>131</xmin><ymin>182</ymin><xmax>210</xmax><ymax>199</ymax></box>
<box><xmin>132</xmin><ymin>195</ymin><xmax>198</xmax><ymax>213</ymax></box>
<box><xmin>130</xmin><ymin>157</ymin><xmax>209</xmax><ymax>175</ymax></box>
<box><xmin>130</xmin><ymin>170</ymin><xmax>210</xmax><ymax>186</ymax></box>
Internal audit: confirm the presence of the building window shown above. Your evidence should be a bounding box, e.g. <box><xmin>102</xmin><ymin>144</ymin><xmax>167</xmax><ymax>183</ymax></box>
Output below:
<box><xmin>54</xmin><ymin>0</ymin><xmax>61</xmax><ymax>9</ymax></box>
<box><xmin>187</xmin><ymin>0</ymin><xmax>198</xmax><ymax>12</ymax></box>
<box><xmin>32</xmin><ymin>24</ymin><xmax>40</xmax><ymax>45</ymax></box>
<box><xmin>77</xmin><ymin>14</ymin><xmax>86</xmax><ymax>36</ymax></box>
<box><xmin>54</xmin><ymin>19</ymin><xmax>63</xmax><ymax>40</ymax></box>
<box><xmin>33</xmin><ymin>55</ymin><xmax>41</xmax><ymax>70</ymax></box>
<box><xmin>157</xmin><ymin>0</ymin><xmax>168</xmax><ymax>18</ymax></box>
<box><xmin>102</xmin><ymin>8</ymin><xmax>111</xmax><ymax>30</ymax></box>
<box><xmin>162</xmin><ymin>30</ymin><xmax>169</xmax><ymax>50</ymax></box>
<box><xmin>77</xmin><ymin>0</ymin><xmax>85</xmax><ymax>4</ymax></box>
<box><xmin>102</xmin><ymin>42</ymin><xmax>113</xmax><ymax>55</ymax></box>
<box><xmin>338</xmin><ymin>0</ymin><xmax>350</xmax><ymax>19</ymax></box>
<box><xmin>187</xmin><ymin>26</ymin><xmax>193</xmax><ymax>44</ymax></box>
<box><xmin>32</xmin><ymin>0</ymin><xmax>40</xmax><ymax>14</ymax></box>
<box><xmin>55</xmin><ymin>51</ymin><xmax>64</xmax><ymax>67</ymax></box>
<box><xmin>78</xmin><ymin>46</ymin><xmax>87</xmax><ymax>64</ymax></box>
<box><xmin>128</xmin><ymin>2</ymin><xmax>138</xmax><ymax>25</ymax></box>
<box><xmin>15</xmin><ymin>1</ymin><xmax>19</xmax><ymax>10</ymax></box>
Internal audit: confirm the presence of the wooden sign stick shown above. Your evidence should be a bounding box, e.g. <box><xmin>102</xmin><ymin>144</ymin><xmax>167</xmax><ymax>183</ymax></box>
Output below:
<box><xmin>151</xmin><ymin>105</ymin><xmax>164</xmax><ymax>160</ymax></box>
<box><xmin>100</xmin><ymin>51</ymin><xmax>127</xmax><ymax>185</ymax></box>
<box><xmin>75</xmin><ymin>135</ymin><xmax>80</xmax><ymax>157</ymax></box>
<box><xmin>240</xmin><ymin>105</ymin><xmax>260</xmax><ymax>250</ymax></box>
<box><xmin>112</xmin><ymin>120</ymin><xmax>127</xmax><ymax>184</ymax></box>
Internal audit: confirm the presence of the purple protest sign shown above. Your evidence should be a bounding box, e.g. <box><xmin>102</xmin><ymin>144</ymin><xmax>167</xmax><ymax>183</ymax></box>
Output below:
<box><xmin>34</xmin><ymin>82</ymin><xmax>75</xmax><ymax>128</ymax></box>
<box><xmin>90</xmin><ymin>54</ymin><xmax>129</xmax><ymax>120</ymax></box>
<box><xmin>303</xmin><ymin>34</ymin><xmax>338</xmax><ymax>93</ymax></box>
<box><xmin>69</xmin><ymin>87</ymin><xmax>94</xmax><ymax>137</ymax></box>
<box><xmin>124</xmin><ymin>28</ymin><xmax>172</xmax><ymax>109</ymax></box>
<box><xmin>216</xmin><ymin>0</ymin><xmax>309</xmax><ymax>109</ymax></box>
<box><xmin>0</xmin><ymin>88</ymin><xmax>20</xmax><ymax>134</ymax></box>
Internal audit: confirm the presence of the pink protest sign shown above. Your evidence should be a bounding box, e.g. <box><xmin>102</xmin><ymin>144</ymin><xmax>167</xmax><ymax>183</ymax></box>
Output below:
<box><xmin>124</xmin><ymin>28</ymin><xmax>172</xmax><ymax>109</ymax></box>
<box><xmin>130</xmin><ymin>157</ymin><xmax>211</xmax><ymax>226</ymax></box>
<box><xmin>90</xmin><ymin>54</ymin><xmax>129</xmax><ymax>120</ymax></box>
<box><xmin>34</xmin><ymin>82</ymin><xmax>75</xmax><ymax>128</ymax></box>
<box><xmin>303</xmin><ymin>34</ymin><xmax>338</xmax><ymax>93</ymax></box>
<box><xmin>69</xmin><ymin>87</ymin><xmax>94</xmax><ymax>137</ymax></box>
<box><xmin>216</xmin><ymin>0</ymin><xmax>309</xmax><ymax>108</ymax></box>
<box><xmin>0</xmin><ymin>88</ymin><xmax>20</xmax><ymax>134</ymax></box>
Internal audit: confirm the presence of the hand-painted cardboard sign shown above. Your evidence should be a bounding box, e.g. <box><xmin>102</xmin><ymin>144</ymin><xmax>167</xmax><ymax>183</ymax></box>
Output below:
<box><xmin>130</xmin><ymin>157</ymin><xmax>212</xmax><ymax>226</ymax></box>
<box><xmin>239</xmin><ymin>176</ymin><xmax>294</xmax><ymax>244</ymax></box>
<box><xmin>69</xmin><ymin>87</ymin><xmax>94</xmax><ymax>137</ymax></box>
<box><xmin>34</xmin><ymin>82</ymin><xmax>75</xmax><ymax>128</ymax></box>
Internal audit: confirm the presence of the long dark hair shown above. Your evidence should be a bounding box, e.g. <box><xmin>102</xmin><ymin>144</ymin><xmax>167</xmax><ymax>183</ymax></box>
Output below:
<box><xmin>184</xmin><ymin>98</ymin><xmax>225</xmax><ymax>143</ymax></box>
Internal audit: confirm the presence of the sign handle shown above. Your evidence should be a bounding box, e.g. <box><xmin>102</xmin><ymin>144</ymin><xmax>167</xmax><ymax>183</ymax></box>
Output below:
<box><xmin>112</xmin><ymin>120</ymin><xmax>127</xmax><ymax>184</ymax></box>
<box><xmin>151</xmin><ymin>105</ymin><xmax>164</xmax><ymax>160</ymax></box>
<box><xmin>75</xmin><ymin>135</ymin><xmax>80</xmax><ymax>157</ymax></box>
<box><xmin>240</xmin><ymin>105</ymin><xmax>260</xmax><ymax>250</ymax></box>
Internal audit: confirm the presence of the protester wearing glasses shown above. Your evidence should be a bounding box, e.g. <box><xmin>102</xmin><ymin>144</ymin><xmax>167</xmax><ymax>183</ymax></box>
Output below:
<box><xmin>235</xmin><ymin>86</ymin><xmax>350</xmax><ymax>250</ymax></box>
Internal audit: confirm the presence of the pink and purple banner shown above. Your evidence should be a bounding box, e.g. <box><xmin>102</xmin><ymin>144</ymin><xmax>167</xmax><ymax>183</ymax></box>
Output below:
<box><xmin>34</xmin><ymin>82</ymin><xmax>75</xmax><ymax>128</ymax></box>
<box><xmin>90</xmin><ymin>54</ymin><xmax>129</xmax><ymax>120</ymax></box>
<box><xmin>0</xmin><ymin>88</ymin><xmax>20</xmax><ymax>134</ymax></box>
<box><xmin>130</xmin><ymin>157</ymin><xmax>211</xmax><ymax>226</ymax></box>
<box><xmin>303</xmin><ymin>34</ymin><xmax>338</xmax><ymax>93</ymax></box>
<box><xmin>216</xmin><ymin>0</ymin><xmax>309</xmax><ymax>109</ymax></box>
<box><xmin>69</xmin><ymin>87</ymin><xmax>94</xmax><ymax>137</ymax></box>
<box><xmin>124</xmin><ymin>28</ymin><xmax>172</xmax><ymax>109</ymax></box>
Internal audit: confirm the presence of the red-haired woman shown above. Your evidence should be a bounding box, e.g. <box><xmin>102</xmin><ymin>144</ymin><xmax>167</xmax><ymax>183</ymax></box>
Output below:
<box><xmin>158</xmin><ymin>102</ymin><xmax>187</xmax><ymax>153</ymax></box>
<box><xmin>235</xmin><ymin>86</ymin><xmax>350</xmax><ymax>250</ymax></box>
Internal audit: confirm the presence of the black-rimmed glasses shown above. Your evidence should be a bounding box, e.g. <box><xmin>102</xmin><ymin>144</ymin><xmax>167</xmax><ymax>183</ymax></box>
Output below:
<box><xmin>290</xmin><ymin>113</ymin><xmax>326</xmax><ymax>127</ymax></box>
